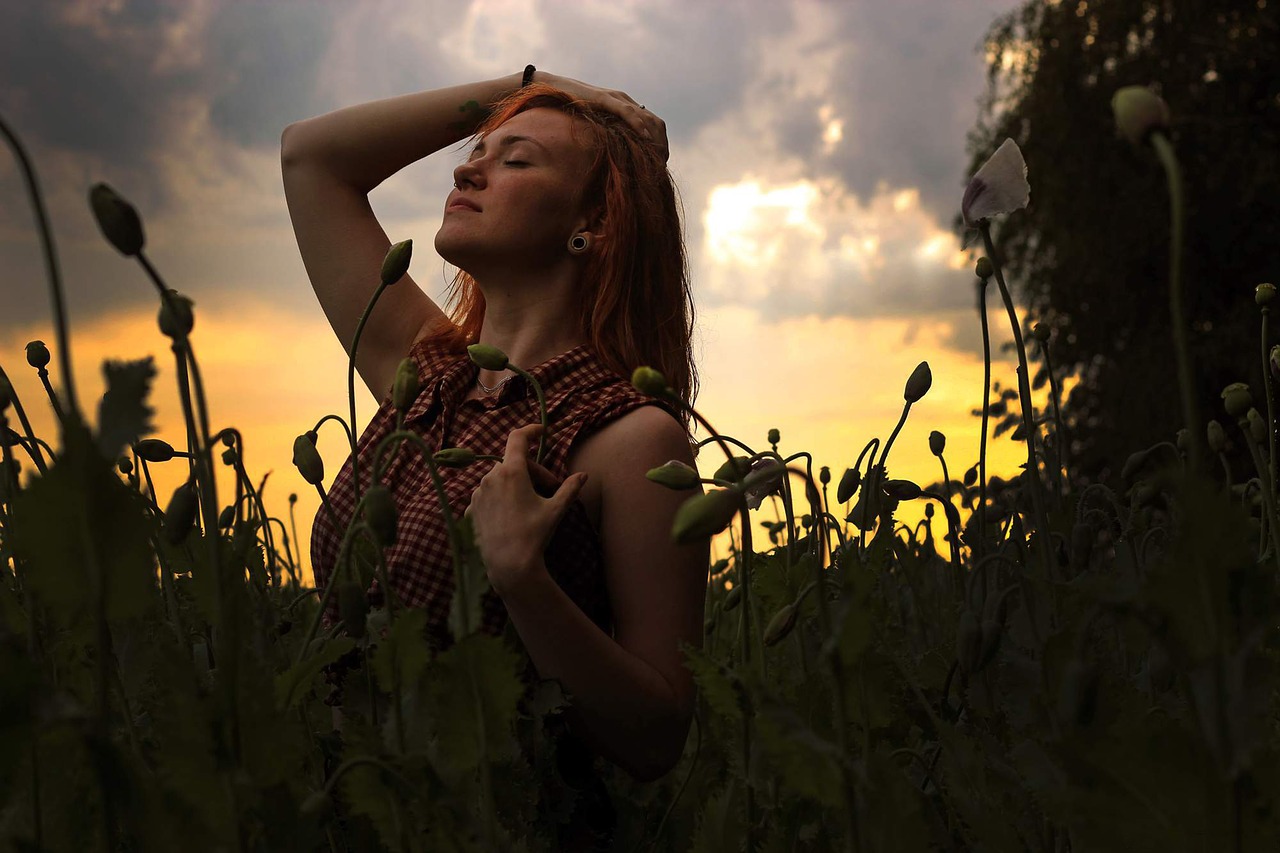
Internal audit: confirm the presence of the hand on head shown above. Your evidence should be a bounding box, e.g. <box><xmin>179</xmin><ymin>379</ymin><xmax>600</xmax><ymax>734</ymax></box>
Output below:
<box><xmin>535</xmin><ymin>72</ymin><xmax>669</xmax><ymax>162</ymax></box>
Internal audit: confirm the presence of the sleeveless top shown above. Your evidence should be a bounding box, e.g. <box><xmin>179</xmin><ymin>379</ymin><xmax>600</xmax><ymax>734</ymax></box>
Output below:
<box><xmin>309</xmin><ymin>330</ymin><xmax>684</xmax><ymax>654</ymax></box>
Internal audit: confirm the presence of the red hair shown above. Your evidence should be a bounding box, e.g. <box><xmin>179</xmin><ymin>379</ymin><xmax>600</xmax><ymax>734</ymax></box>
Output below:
<box><xmin>438</xmin><ymin>83</ymin><xmax>698</xmax><ymax>425</ymax></box>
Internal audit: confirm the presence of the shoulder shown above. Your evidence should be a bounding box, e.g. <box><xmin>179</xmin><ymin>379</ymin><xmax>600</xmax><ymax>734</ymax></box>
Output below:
<box><xmin>571</xmin><ymin>402</ymin><xmax>694</xmax><ymax>477</ymax></box>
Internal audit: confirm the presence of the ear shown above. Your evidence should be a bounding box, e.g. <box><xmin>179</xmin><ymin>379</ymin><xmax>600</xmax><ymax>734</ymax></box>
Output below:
<box><xmin>574</xmin><ymin>206</ymin><xmax>607</xmax><ymax>244</ymax></box>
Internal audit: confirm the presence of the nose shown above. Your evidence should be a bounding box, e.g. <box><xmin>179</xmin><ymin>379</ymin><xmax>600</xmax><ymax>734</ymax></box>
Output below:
<box><xmin>453</xmin><ymin>158</ymin><xmax>485</xmax><ymax>190</ymax></box>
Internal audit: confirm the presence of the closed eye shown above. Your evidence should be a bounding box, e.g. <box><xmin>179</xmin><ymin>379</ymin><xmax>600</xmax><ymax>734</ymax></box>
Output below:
<box><xmin>504</xmin><ymin>160</ymin><xmax>529</xmax><ymax>167</ymax></box>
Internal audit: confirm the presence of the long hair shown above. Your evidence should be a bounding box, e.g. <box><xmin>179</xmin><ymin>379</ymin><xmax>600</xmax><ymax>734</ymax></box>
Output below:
<box><xmin>438</xmin><ymin>83</ymin><xmax>698</xmax><ymax>424</ymax></box>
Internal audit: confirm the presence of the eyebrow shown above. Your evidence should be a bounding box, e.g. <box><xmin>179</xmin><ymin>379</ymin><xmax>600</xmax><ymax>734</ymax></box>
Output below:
<box><xmin>469</xmin><ymin>134</ymin><xmax>549</xmax><ymax>158</ymax></box>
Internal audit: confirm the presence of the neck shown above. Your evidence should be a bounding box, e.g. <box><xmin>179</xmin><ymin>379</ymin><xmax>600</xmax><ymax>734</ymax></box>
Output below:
<box><xmin>470</xmin><ymin>263</ymin><xmax>587</xmax><ymax>385</ymax></box>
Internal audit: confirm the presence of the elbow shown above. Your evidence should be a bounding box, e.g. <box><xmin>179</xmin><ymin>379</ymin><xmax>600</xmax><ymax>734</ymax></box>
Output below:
<box><xmin>280</xmin><ymin>120</ymin><xmax>315</xmax><ymax>171</ymax></box>
<box><xmin>625</xmin><ymin>708</ymin><xmax>694</xmax><ymax>783</ymax></box>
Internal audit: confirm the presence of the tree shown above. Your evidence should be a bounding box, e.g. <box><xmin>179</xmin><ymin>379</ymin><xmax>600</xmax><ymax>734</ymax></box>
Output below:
<box><xmin>965</xmin><ymin>0</ymin><xmax>1280</xmax><ymax>488</ymax></box>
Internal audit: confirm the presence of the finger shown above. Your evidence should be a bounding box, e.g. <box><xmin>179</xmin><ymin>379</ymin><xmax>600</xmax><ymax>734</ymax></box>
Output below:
<box><xmin>502</xmin><ymin>424</ymin><xmax>542</xmax><ymax>463</ymax></box>
<box><xmin>527</xmin><ymin>459</ymin><xmax>565</xmax><ymax>498</ymax></box>
<box><xmin>548</xmin><ymin>472</ymin><xmax>589</xmax><ymax>518</ymax></box>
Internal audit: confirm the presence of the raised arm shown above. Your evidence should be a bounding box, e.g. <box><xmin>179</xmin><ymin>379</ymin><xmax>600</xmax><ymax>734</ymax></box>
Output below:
<box><xmin>280</xmin><ymin>73</ymin><xmax>527</xmax><ymax>402</ymax></box>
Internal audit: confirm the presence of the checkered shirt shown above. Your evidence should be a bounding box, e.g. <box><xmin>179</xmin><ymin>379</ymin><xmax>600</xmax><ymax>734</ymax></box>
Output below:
<box><xmin>309</xmin><ymin>330</ymin><xmax>682</xmax><ymax>653</ymax></box>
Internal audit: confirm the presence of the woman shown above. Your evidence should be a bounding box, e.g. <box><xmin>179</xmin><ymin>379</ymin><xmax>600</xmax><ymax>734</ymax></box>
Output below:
<box><xmin>280</xmin><ymin>68</ymin><xmax>707</xmax><ymax>840</ymax></box>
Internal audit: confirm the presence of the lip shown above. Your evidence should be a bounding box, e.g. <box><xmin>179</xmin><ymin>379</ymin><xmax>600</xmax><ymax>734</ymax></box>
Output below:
<box><xmin>446</xmin><ymin>194</ymin><xmax>481</xmax><ymax>213</ymax></box>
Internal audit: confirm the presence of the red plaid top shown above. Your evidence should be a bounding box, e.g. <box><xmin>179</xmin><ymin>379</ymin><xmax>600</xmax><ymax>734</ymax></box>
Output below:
<box><xmin>309</xmin><ymin>330</ymin><xmax>682</xmax><ymax>653</ymax></box>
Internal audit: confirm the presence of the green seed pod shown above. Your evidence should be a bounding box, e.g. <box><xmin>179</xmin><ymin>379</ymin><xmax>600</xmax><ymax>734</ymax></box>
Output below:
<box><xmin>221</xmin><ymin>447</ymin><xmax>238</xmax><ymax>466</ymax></box>
<box><xmin>712</xmin><ymin>456</ymin><xmax>752</xmax><ymax>483</ymax></box>
<box><xmin>289</xmin><ymin>493</ymin><xmax>298</xmax><ymax>505</ymax></box>
<box><xmin>630</xmin><ymin>365</ymin><xmax>668</xmax><ymax>397</ymax></box>
<box><xmin>671</xmin><ymin>489</ymin><xmax>741</xmax><ymax>544</ymax></box>
<box><xmin>1207</xmin><ymin>419</ymin><xmax>1226</xmax><ymax>454</ymax></box>
<box><xmin>1057</xmin><ymin>658</ymin><xmax>1099</xmax><ymax>728</ymax></box>
<box><xmin>977</xmin><ymin>618</ymin><xmax>1002</xmax><ymax>671</ymax></box>
<box><xmin>468</xmin><ymin>343</ymin><xmax>509</xmax><ymax>371</ymax></box>
<box><xmin>819</xmin><ymin>466</ymin><xmax>831</xmax><ymax>485</ymax></box>
<box><xmin>883</xmin><ymin>479</ymin><xmax>922</xmax><ymax>501</ymax></box>
<box><xmin>767</xmin><ymin>428</ymin><xmax>780</xmax><ymax>446</ymax></box>
<box><xmin>975</xmin><ymin>257</ymin><xmax>994</xmax><ymax>280</ymax></box>
<box><xmin>89</xmin><ymin>182</ymin><xmax>145</xmax><ymax>256</ymax></box>
<box><xmin>928</xmin><ymin>430</ymin><xmax>945</xmax><ymax>457</ymax></box>
<box><xmin>25</xmin><ymin>340</ymin><xmax>50</xmax><ymax>369</ymax></box>
<box><xmin>338</xmin><ymin>581</ymin><xmax>368</xmax><ymax>639</ymax></box>
<box><xmin>218</xmin><ymin>505</ymin><xmax>235</xmax><ymax>529</ymax></box>
<box><xmin>220</xmin><ymin>429</ymin><xmax>235</xmax><ymax>447</ymax></box>
<box><xmin>1032</xmin><ymin>323</ymin><xmax>1050</xmax><ymax>343</ymax></box>
<box><xmin>1256</xmin><ymin>283</ymin><xmax>1276</xmax><ymax>306</ymax></box>
<box><xmin>723</xmin><ymin>585</ymin><xmax>742</xmax><ymax>612</ymax></box>
<box><xmin>380</xmin><ymin>239</ymin><xmax>413</xmax><ymax>285</ymax></box>
<box><xmin>158</xmin><ymin>290</ymin><xmax>195</xmax><ymax>339</ymax></box>
<box><xmin>392</xmin><ymin>357</ymin><xmax>419</xmax><ymax>412</ymax></box>
<box><xmin>163</xmin><ymin>481</ymin><xmax>198</xmax><ymax>545</ymax></box>
<box><xmin>903</xmin><ymin>361</ymin><xmax>932</xmax><ymax>403</ymax></box>
<box><xmin>646</xmin><ymin>460</ymin><xmax>701</xmax><ymax>490</ymax></box>
<box><xmin>763</xmin><ymin>603</ymin><xmax>799</xmax><ymax>647</ymax></box>
<box><xmin>117</xmin><ymin>456</ymin><xmax>133</xmax><ymax>475</ymax></box>
<box><xmin>1248</xmin><ymin>408</ymin><xmax>1267</xmax><ymax>444</ymax></box>
<box><xmin>1221</xmin><ymin>383</ymin><xmax>1252</xmax><ymax>419</ymax></box>
<box><xmin>363</xmin><ymin>484</ymin><xmax>398</xmax><ymax>548</ymax></box>
<box><xmin>292</xmin><ymin>432</ymin><xmax>324</xmax><ymax>485</ymax></box>
<box><xmin>136</xmin><ymin>438</ymin><xmax>176</xmax><ymax>462</ymax></box>
<box><xmin>433</xmin><ymin>447</ymin><xmax>477</xmax><ymax>468</ymax></box>
<box><xmin>1111</xmin><ymin>85</ymin><xmax>1170</xmax><ymax>147</ymax></box>
<box><xmin>956</xmin><ymin>609</ymin><xmax>981</xmax><ymax>674</ymax></box>
<box><xmin>836</xmin><ymin>467</ymin><xmax>860</xmax><ymax>503</ymax></box>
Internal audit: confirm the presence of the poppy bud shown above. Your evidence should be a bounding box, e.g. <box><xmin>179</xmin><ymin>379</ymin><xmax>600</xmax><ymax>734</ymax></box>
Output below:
<box><xmin>712</xmin><ymin>456</ymin><xmax>752</xmax><ymax>483</ymax></box>
<box><xmin>289</xmin><ymin>493</ymin><xmax>298</xmax><ymax>505</ymax></box>
<box><xmin>883</xmin><ymin>479</ymin><xmax>921</xmax><ymax>501</ymax></box>
<box><xmin>631</xmin><ymin>366</ymin><xmax>668</xmax><ymax>397</ymax></box>
<box><xmin>1207</xmin><ymin>419</ymin><xmax>1226</xmax><ymax>454</ymax></box>
<box><xmin>704</xmin><ymin>615</ymin><xmax>717</xmax><ymax>636</ymax></box>
<box><xmin>904</xmin><ymin>361</ymin><xmax>932</xmax><ymax>403</ymax></box>
<box><xmin>433</xmin><ymin>447</ymin><xmax>477</xmax><ymax>468</ymax></box>
<box><xmin>292</xmin><ymin>432</ymin><xmax>324</xmax><ymax>485</ymax></box>
<box><xmin>975</xmin><ymin>257</ymin><xmax>993</xmax><ymax>280</ymax></box>
<box><xmin>221</xmin><ymin>447</ymin><xmax>237</xmax><ymax>466</ymax></box>
<box><xmin>158</xmin><ymin>290</ymin><xmax>195</xmax><ymax>339</ymax></box>
<box><xmin>924</xmin><ymin>432</ymin><xmax>945</xmax><ymax>459</ymax></box>
<box><xmin>26</xmin><ymin>340</ymin><xmax>50</xmax><ymax>369</ymax></box>
<box><xmin>363</xmin><ymin>484</ymin><xmax>398</xmax><ymax>548</ymax></box>
<box><xmin>1248</xmin><ymin>408</ymin><xmax>1267</xmax><ymax>444</ymax></box>
<box><xmin>1032</xmin><ymin>323</ymin><xmax>1050</xmax><ymax>343</ymax></box>
<box><xmin>117</xmin><ymin>456</ymin><xmax>133</xmax><ymax>475</ymax></box>
<box><xmin>1111</xmin><ymin>86</ymin><xmax>1170</xmax><ymax>147</ymax></box>
<box><xmin>1057</xmin><ymin>658</ymin><xmax>1099</xmax><ymax>728</ymax></box>
<box><xmin>767</xmin><ymin>428</ymin><xmax>780</xmax><ymax>446</ymax></box>
<box><xmin>836</xmin><ymin>467</ymin><xmax>860</xmax><ymax>503</ymax></box>
<box><xmin>763</xmin><ymin>603</ymin><xmax>798</xmax><ymax>646</ymax></box>
<box><xmin>924</xmin><ymin>502</ymin><xmax>935</xmax><ymax>519</ymax></box>
<box><xmin>392</xmin><ymin>358</ymin><xmax>419</xmax><ymax>412</ymax></box>
<box><xmin>89</xmin><ymin>183</ymin><xmax>145</xmax><ymax>256</ymax></box>
<box><xmin>220</xmin><ymin>430</ymin><xmax>235</xmax><ymax>447</ymax></box>
<box><xmin>467</xmin><ymin>343</ymin><xmax>509</xmax><ymax>371</ymax></box>
<box><xmin>672</xmin><ymin>489</ymin><xmax>741</xmax><ymax>544</ymax></box>
<box><xmin>380</xmin><ymin>239</ymin><xmax>412</xmax><ymax>285</ymax></box>
<box><xmin>136</xmin><ymin>438</ymin><xmax>176</xmax><ymax>462</ymax></box>
<box><xmin>723</xmin><ymin>584</ymin><xmax>742</xmax><ymax>612</ymax></box>
<box><xmin>163</xmin><ymin>481</ymin><xmax>198</xmax><ymax>545</ymax></box>
<box><xmin>1221</xmin><ymin>383</ymin><xmax>1252</xmax><ymax>419</ymax></box>
<box><xmin>1256</xmin><ymin>283</ymin><xmax>1276</xmax><ymax>306</ymax></box>
<box><xmin>0</xmin><ymin>376</ymin><xmax>12</xmax><ymax>414</ymax></box>
<box><xmin>963</xmin><ymin>464</ymin><xmax>978</xmax><ymax>487</ymax></box>
<box><xmin>956</xmin><ymin>609</ymin><xmax>981</xmax><ymax>674</ymax></box>
<box><xmin>338</xmin><ymin>581</ymin><xmax>368</xmax><ymax>638</ymax></box>
<box><xmin>218</xmin><ymin>505</ymin><xmax>235</xmax><ymax>529</ymax></box>
<box><xmin>646</xmin><ymin>460</ymin><xmax>701</xmax><ymax>490</ymax></box>
<box><xmin>819</xmin><ymin>466</ymin><xmax>831</xmax><ymax>485</ymax></box>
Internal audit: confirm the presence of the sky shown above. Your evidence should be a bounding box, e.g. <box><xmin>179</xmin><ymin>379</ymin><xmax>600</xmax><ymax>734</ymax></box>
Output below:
<box><xmin>0</xmin><ymin>0</ymin><xmax>1042</xmax><ymax>583</ymax></box>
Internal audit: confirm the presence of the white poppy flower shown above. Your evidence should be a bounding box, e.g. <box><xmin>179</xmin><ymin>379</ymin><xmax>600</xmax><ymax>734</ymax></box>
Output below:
<box><xmin>961</xmin><ymin>138</ymin><xmax>1030</xmax><ymax>227</ymax></box>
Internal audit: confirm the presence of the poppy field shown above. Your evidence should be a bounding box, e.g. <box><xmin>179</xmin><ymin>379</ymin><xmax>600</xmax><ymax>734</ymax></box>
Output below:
<box><xmin>2</xmin><ymin>86</ymin><xmax>1280</xmax><ymax>852</ymax></box>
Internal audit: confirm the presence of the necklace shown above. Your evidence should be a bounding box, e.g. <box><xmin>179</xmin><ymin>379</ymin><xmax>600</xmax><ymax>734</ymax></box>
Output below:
<box><xmin>476</xmin><ymin>373</ymin><xmax>512</xmax><ymax>395</ymax></box>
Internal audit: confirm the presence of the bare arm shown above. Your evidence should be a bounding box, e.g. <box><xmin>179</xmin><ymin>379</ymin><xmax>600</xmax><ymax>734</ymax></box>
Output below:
<box><xmin>279</xmin><ymin>73</ymin><xmax>526</xmax><ymax>401</ymax></box>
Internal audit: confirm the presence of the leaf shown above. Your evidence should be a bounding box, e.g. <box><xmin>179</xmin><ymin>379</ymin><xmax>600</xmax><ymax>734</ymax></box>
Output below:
<box><xmin>371</xmin><ymin>608</ymin><xmax>432</xmax><ymax>697</ymax></box>
<box><xmin>96</xmin><ymin>356</ymin><xmax>157</xmax><ymax>461</ymax></box>
<box><xmin>275</xmin><ymin>636</ymin><xmax>356</xmax><ymax>710</ymax></box>
<box><xmin>11</xmin><ymin>417</ymin><xmax>158</xmax><ymax>624</ymax></box>
<box><xmin>448</xmin><ymin>516</ymin><xmax>491</xmax><ymax>642</ymax></box>
<box><xmin>682</xmin><ymin>643</ymin><xmax>743</xmax><ymax>725</ymax></box>
<box><xmin>1032</xmin><ymin>365</ymin><xmax>1049</xmax><ymax>390</ymax></box>
<box><xmin>690</xmin><ymin>779</ymin><xmax>744</xmax><ymax>853</ymax></box>
<box><xmin>753</xmin><ymin>702</ymin><xmax>844</xmax><ymax>809</ymax></box>
<box><xmin>424</xmin><ymin>632</ymin><xmax>525</xmax><ymax>777</ymax></box>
